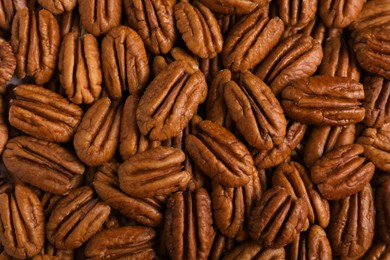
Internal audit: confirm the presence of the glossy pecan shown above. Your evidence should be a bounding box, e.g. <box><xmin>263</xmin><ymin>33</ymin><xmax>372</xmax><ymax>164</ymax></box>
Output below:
<box><xmin>198</xmin><ymin>0</ymin><xmax>269</xmax><ymax>14</ymax></box>
<box><xmin>58</xmin><ymin>8</ymin><xmax>80</xmax><ymax>37</ymax></box>
<box><xmin>376</xmin><ymin>179</ymin><xmax>390</xmax><ymax>243</ymax></box>
<box><xmin>224</xmin><ymin>71</ymin><xmax>286</xmax><ymax>150</ymax></box>
<box><xmin>318</xmin><ymin>0</ymin><xmax>365</xmax><ymax>28</ymax></box>
<box><xmin>349</xmin><ymin>0</ymin><xmax>390</xmax><ymax>34</ymax></box>
<box><xmin>276</xmin><ymin>0</ymin><xmax>317</xmax><ymax>30</ymax></box>
<box><xmin>46</xmin><ymin>186</ymin><xmax>111</xmax><ymax>250</ymax></box>
<box><xmin>85</xmin><ymin>226</ymin><xmax>157</xmax><ymax>259</ymax></box>
<box><xmin>255</xmin><ymin>34</ymin><xmax>323</xmax><ymax>96</ymax></box>
<box><xmin>78</xmin><ymin>0</ymin><xmax>121</xmax><ymax>36</ymax></box>
<box><xmin>299</xmin><ymin>16</ymin><xmax>327</xmax><ymax>44</ymax></box>
<box><xmin>37</xmin><ymin>0</ymin><xmax>77</xmax><ymax>14</ymax></box>
<box><xmin>0</xmin><ymin>185</ymin><xmax>44</xmax><ymax>259</ymax></box>
<box><xmin>364</xmin><ymin>241</ymin><xmax>390</xmax><ymax>260</ymax></box>
<box><xmin>137</xmin><ymin>60</ymin><xmax>207</xmax><ymax>141</ymax></box>
<box><xmin>0</xmin><ymin>0</ymin><xmax>26</xmax><ymax>31</ymax></box>
<box><xmin>186</xmin><ymin>120</ymin><xmax>256</xmax><ymax>187</ymax></box>
<box><xmin>164</xmin><ymin>189</ymin><xmax>215</xmax><ymax>260</ymax></box>
<box><xmin>249</xmin><ymin>186</ymin><xmax>308</xmax><ymax>248</ymax></box>
<box><xmin>73</xmin><ymin>97</ymin><xmax>122</xmax><ymax>166</ymax></box>
<box><xmin>11</xmin><ymin>8</ymin><xmax>60</xmax><ymax>84</ymax></box>
<box><xmin>328</xmin><ymin>184</ymin><xmax>375</xmax><ymax>259</ymax></box>
<box><xmin>102</xmin><ymin>25</ymin><xmax>150</xmax><ymax>99</ymax></box>
<box><xmin>0</xmin><ymin>38</ymin><xmax>16</xmax><ymax>91</ymax></box>
<box><xmin>58</xmin><ymin>32</ymin><xmax>102</xmax><ymax>104</ymax></box>
<box><xmin>281</xmin><ymin>76</ymin><xmax>365</xmax><ymax>125</ymax></box>
<box><xmin>2</xmin><ymin>136</ymin><xmax>84</xmax><ymax>195</ymax></box>
<box><xmin>304</xmin><ymin>124</ymin><xmax>355</xmax><ymax>168</ymax></box>
<box><xmin>222</xmin><ymin>8</ymin><xmax>284</xmax><ymax>71</ymax></box>
<box><xmin>223</xmin><ymin>241</ymin><xmax>285</xmax><ymax>260</ymax></box>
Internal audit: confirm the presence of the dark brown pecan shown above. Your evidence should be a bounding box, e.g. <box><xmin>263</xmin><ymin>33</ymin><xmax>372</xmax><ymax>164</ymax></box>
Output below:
<box><xmin>376</xmin><ymin>179</ymin><xmax>390</xmax><ymax>243</ymax></box>
<box><xmin>252</xmin><ymin>121</ymin><xmax>306</xmax><ymax>169</ymax></box>
<box><xmin>311</xmin><ymin>144</ymin><xmax>374</xmax><ymax>200</ymax></box>
<box><xmin>0</xmin><ymin>0</ymin><xmax>26</xmax><ymax>31</ymax></box>
<box><xmin>11</xmin><ymin>8</ymin><xmax>60</xmax><ymax>85</ymax></box>
<box><xmin>137</xmin><ymin>60</ymin><xmax>207</xmax><ymax>141</ymax></box>
<box><xmin>357</xmin><ymin>123</ymin><xmax>390</xmax><ymax>172</ymax></box>
<box><xmin>208</xmin><ymin>232</ymin><xmax>235</xmax><ymax>260</ymax></box>
<box><xmin>46</xmin><ymin>186</ymin><xmax>111</xmax><ymax>250</ymax></box>
<box><xmin>198</xmin><ymin>0</ymin><xmax>269</xmax><ymax>14</ymax></box>
<box><xmin>2</xmin><ymin>136</ymin><xmax>84</xmax><ymax>195</ymax></box>
<box><xmin>223</xmin><ymin>241</ymin><xmax>285</xmax><ymax>259</ymax></box>
<box><xmin>32</xmin><ymin>244</ymin><xmax>74</xmax><ymax>260</ymax></box>
<box><xmin>362</xmin><ymin>74</ymin><xmax>390</xmax><ymax>128</ymax></box>
<box><xmin>276</xmin><ymin>0</ymin><xmax>317</xmax><ymax>30</ymax></box>
<box><xmin>224</xmin><ymin>71</ymin><xmax>287</xmax><ymax>150</ymax></box>
<box><xmin>102</xmin><ymin>25</ymin><xmax>150</xmax><ymax>99</ymax></box>
<box><xmin>0</xmin><ymin>185</ymin><xmax>44</xmax><ymax>259</ymax></box>
<box><xmin>0</xmin><ymin>97</ymin><xmax>7</xmax><ymax>154</ymax></box>
<box><xmin>186</xmin><ymin>120</ymin><xmax>257</xmax><ymax>187</ymax></box>
<box><xmin>0</xmin><ymin>38</ymin><xmax>16</xmax><ymax>91</ymax></box>
<box><xmin>174</xmin><ymin>1</ymin><xmax>223</xmax><ymax>59</ymax></box>
<box><xmin>281</xmin><ymin>76</ymin><xmax>365</xmax><ymax>125</ymax></box>
<box><xmin>354</xmin><ymin>26</ymin><xmax>390</xmax><ymax>80</ymax></box>
<box><xmin>85</xmin><ymin>226</ymin><xmax>157</xmax><ymax>259</ymax></box>
<box><xmin>222</xmin><ymin>8</ymin><xmax>284</xmax><ymax>71</ymax></box>
<box><xmin>349</xmin><ymin>0</ymin><xmax>390</xmax><ymax>34</ymax></box>
<box><xmin>0</xmin><ymin>174</ymin><xmax>11</xmax><ymax>194</ymax></box>
<box><xmin>165</xmin><ymin>189</ymin><xmax>215</xmax><ymax>260</ymax></box>
<box><xmin>73</xmin><ymin>97</ymin><xmax>121</xmax><ymax>166</ymax></box>
<box><xmin>273</xmin><ymin>161</ymin><xmax>330</xmax><ymax>228</ymax></box>
<box><xmin>40</xmin><ymin>193</ymin><xmax>63</xmax><ymax>219</ymax></box>
<box><xmin>124</xmin><ymin>0</ymin><xmax>176</xmax><ymax>54</ymax></box>
<box><xmin>304</xmin><ymin>124</ymin><xmax>355</xmax><ymax>168</ymax></box>
<box><xmin>249</xmin><ymin>186</ymin><xmax>308</xmax><ymax>248</ymax></box>
<box><xmin>328</xmin><ymin>184</ymin><xmax>375</xmax><ymax>259</ymax></box>
<box><xmin>299</xmin><ymin>16</ymin><xmax>327</xmax><ymax>44</ymax></box>
<box><xmin>288</xmin><ymin>225</ymin><xmax>332</xmax><ymax>260</ymax></box>
<box><xmin>37</xmin><ymin>0</ymin><xmax>77</xmax><ymax>15</ymax></box>
<box><xmin>78</xmin><ymin>0</ymin><xmax>121</xmax><ymax>36</ymax></box>
<box><xmin>318</xmin><ymin>0</ymin><xmax>365</xmax><ymax>28</ymax></box>
<box><xmin>364</xmin><ymin>241</ymin><xmax>390</xmax><ymax>260</ymax></box>
<box><xmin>58</xmin><ymin>32</ymin><xmax>102</xmax><ymax>104</ymax></box>
<box><xmin>255</xmin><ymin>34</ymin><xmax>323</xmax><ymax>96</ymax></box>
<box><xmin>93</xmin><ymin>162</ymin><xmax>164</xmax><ymax>227</ymax></box>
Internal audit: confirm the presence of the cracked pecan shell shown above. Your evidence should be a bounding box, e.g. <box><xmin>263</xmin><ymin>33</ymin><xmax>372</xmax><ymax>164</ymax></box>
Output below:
<box><xmin>198</xmin><ymin>0</ymin><xmax>269</xmax><ymax>14</ymax></box>
<box><xmin>0</xmin><ymin>38</ymin><xmax>16</xmax><ymax>91</ymax></box>
<box><xmin>223</xmin><ymin>241</ymin><xmax>285</xmax><ymax>260</ymax></box>
<box><xmin>376</xmin><ymin>179</ymin><xmax>390</xmax><ymax>243</ymax></box>
<box><xmin>37</xmin><ymin>0</ymin><xmax>77</xmax><ymax>15</ymax></box>
<box><xmin>318</xmin><ymin>0</ymin><xmax>365</xmax><ymax>28</ymax></box>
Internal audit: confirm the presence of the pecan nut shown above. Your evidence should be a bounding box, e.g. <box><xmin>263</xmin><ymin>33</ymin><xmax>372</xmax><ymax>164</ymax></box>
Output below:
<box><xmin>0</xmin><ymin>0</ymin><xmax>26</xmax><ymax>31</ymax></box>
<box><xmin>198</xmin><ymin>0</ymin><xmax>269</xmax><ymax>14</ymax></box>
<box><xmin>376</xmin><ymin>179</ymin><xmax>390</xmax><ymax>243</ymax></box>
<box><xmin>37</xmin><ymin>0</ymin><xmax>77</xmax><ymax>15</ymax></box>
<box><xmin>349</xmin><ymin>0</ymin><xmax>390</xmax><ymax>34</ymax></box>
<box><xmin>0</xmin><ymin>97</ymin><xmax>8</xmax><ymax>154</ymax></box>
<box><xmin>0</xmin><ymin>38</ymin><xmax>16</xmax><ymax>91</ymax></box>
<box><xmin>32</xmin><ymin>244</ymin><xmax>74</xmax><ymax>260</ymax></box>
<box><xmin>364</xmin><ymin>241</ymin><xmax>390</xmax><ymax>260</ymax></box>
<box><xmin>276</xmin><ymin>0</ymin><xmax>318</xmax><ymax>30</ymax></box>
<box><xmin>318</xmin><ymin>0</ymin><xmax>365</xmax><ymax>28</ymax></box>
<box><xmin>223</xmin><ymin>241</ymin><xmax>285</xmax><ymax>259</ymax></box>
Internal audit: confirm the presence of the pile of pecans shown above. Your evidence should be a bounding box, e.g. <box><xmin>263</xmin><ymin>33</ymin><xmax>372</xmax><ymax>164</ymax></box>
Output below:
<box><xmin>0</xmin><ymin>0</ymin><xmax>389</xmax><ymax>259</ymax></box>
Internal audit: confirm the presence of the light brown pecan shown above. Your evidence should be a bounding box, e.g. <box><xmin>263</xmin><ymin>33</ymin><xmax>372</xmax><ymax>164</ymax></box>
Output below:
<box><xmin>73</xmin><ymin>97</ymin><xmax>122</xmax><ymax>166</ymax></box>
<box><xmin>93</xmin><ymin>162</ymin><xmax>165</xmax><ymax>227</ymax></box>
<box><xmin>304</xmin><ymin>124</ymin><xmax>355</xmax><ymax>168</ymax></box>
<box><xmin>328</xmin><ymin>184</ymin><xmax>375</xmax><ymax>259</ymax></box>
<box><xmin>199</xmin><ymin>0</ymin><xmax>269</xmax><ymax>14</ymax></box>
<box><xmin>318</xmin><ymin>0</ymin><xmax>365</xmax><ymax>28</ymax></box>
<box><xmin>78</xmin><ymin>0</ymin><xmax>121</xmax><ymax>36</ymax></box>
<box><xmin>37</xmin><ymin>0</ymin><xmax>77</xmax><ymax>15</ymax></box>
<box><xmin>11</xmin><ymin>8</ymin><xmax>60</xmax><ymax>85</ymax></box>
<box><xmin>364</xmin><ymin>241</ymin><xmax>390</xmax><ymax>260</ymax></box>
<box><xmin>58</xmin><ymin>32</ymin><xmax>102</xmax><ymax>104</ymax></box>
<box><xmin>102</xmin><ymin>25</ymin><xmax>150</xmax><ymax>99</ymax></box>
<box><xmin>376</xmin><ymin>179</ymin><xmax>390</xmax><ymax>243</ymax></box>
<box><xmin>281</xmin><ymin>76</ymin><xmax>365</xmax><ymax>125</ymax></box>
<box><xmin>40</xmin><ymin>193</ymin><xmax>63</xmax><ymax>219</ymax></box>
<box><xmin>85</xmin><ymin>226</ymin><xmax>157</xmax><ymax>259</ymax></box>
<box><xmin>255</xmin><ymin>34</ymin><xmax>323</xmax><ymax>96</ymax></box>
<box><xmin>222</xmin><ymin>8</ymin><xmax>284</xmax><ymax>71</ymax></box>
<box><xmin>249</xmin><ymin>186</ymin><xmax>308</xmax><ymax>248</ymax></box>
<box><xmin>349</xmin><ymin>0</ymin><xmax>390</xmax><ymax>34</ymax></box>
<box><xmin>124</xmin><ymin>0</ymin><xmax>176</xmax><ymax>54</ymax></box>
<box><xmin>58</xmin><ymin>8</ymin><xmax>80</xmax><ymax>37</ymax></box>
<box><xmin>0</xmin><ymin>0</ymin><xmax>26</xmax><ymax>31</ymax></box>
<box><xmin>0</xmin><ymin>38</ymin><xmax>16</xmax><ymax>91</ymax></box>
<box><xmin>137</xmin><ymin>60</ymin><xmax>207</xmax><ymax>141</ymax></box>
<box><xmin>174</xmin><ymin>1</ymin><xmax>223</xmax><ymax>59</ymax></box>
<box><xmin>46</xmin><ymin>186</ymin><xmax>111</xmax><ymax>250</ymax></box>
<box><xmin>0</xmin><ymin>185</ymin><xmax>44</xmax><ymax>259</ymax></box>
<box><xmin>164</xmin><ymin>189</ymin><xmax>215</xmax><ymax>260</ymax></box>
<box><xmin>224</xmin><ymin>71</ymin><xmax>287</xmax><ymax>150</ymax></box>
<box><xmin>276</xmin><ymin>0</ymin><xmax>317</xmax><ymax>30</ymax></box>
<box><xmin>223</xmin><ymin>241</ymin><xmax>285</xmax><ymax>260</ymax></box>
<box><xmin>186</xmin><ymin>120</ymin><xmax>256</xmax><ymax>187</ymax></box>
<box><xmin>2</xmin><ymin>136</ymin><xmax>84</xmax><ymax>195</ymax></box>
<box><xmin>9</xmin><ymin>84</ymin><xmax>83</xmax><ymax>142</ymax></box>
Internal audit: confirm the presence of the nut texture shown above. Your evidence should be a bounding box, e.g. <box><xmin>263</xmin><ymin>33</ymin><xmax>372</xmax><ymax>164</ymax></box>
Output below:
<box><xmin>318</xmin><ymin>0</ymin><xmax>365</xmax><ymax>28</ymax></box>
<box><xmin>37</xmin><ymin>0</ymin><xmax>77</xmax><ymax>15</ymax></box>
<box><xmin>223</xmin><ymin>241</ymin><xmax>285</xmax><ymax>259</ymax></box>
<box><xmin>0</xmin><ymin>38</ymin><xmax>16</xmax><ymax>91</ymax></box>
<box><xmin>376</xmin><ymin>179</ymin><xmax>390</xmax><ymax>243</ymax></box>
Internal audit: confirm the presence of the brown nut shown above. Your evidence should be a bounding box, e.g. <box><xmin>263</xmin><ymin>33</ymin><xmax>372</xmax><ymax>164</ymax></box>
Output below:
<box><xmin>304</xmin><ymin>124</ymin><xmax>355</xmax><ymax>168</ymax></box>
<box><xmin>11</xmin><ymin>8</ymin><xmax>60</xmax><ymax>85</ymax></box>
<box><xmin>102</xmin><ymin>25</ymin><xmax>149</xmax><ymax>99</ymax></box>
<box><xmin>174</xmin><ymin>1</ymin><xmax>223</xmax><ymax>59</ymax></box>
<box><xmin>248</xmin><ymin>186</ymin><xmax>308</xmax><ymax>248</ymax></box>
<box><xmin>376</xmin><ymin>179</ymin><xmax>390</xmax><ymax>243</ymax></box>
<box><xmin>223</xmin><ymin>241</ymin><xmax>285</xmax><ymax>260</ymax></box>
<box><xmin>85</xmin><ymin>226</ymin><xmax>157</xmax><ymax>259</ymax></box>
<box><xmin>328</xmin><ymin>184</ymin><xmax>375</xmax><ymax>259</ymax></box>
<box><xmin>164</xmin><ymin>189</ymin><xmax>215</xmax><ymax>260</ymax></box>
<box><xmin>136</xmin><ymin>60</ymin><xmax>207</xmax><ymax>141</ymax></box>
<box><xmin>222</xmin><ymin>8</ymin><xmax>284</xmax><ymax>71</ymax></box>
<box><xmin>58</xmin><ymin>32</ymin><xmax>102</xmax><ymax>104</ymax></box>
<box><xmin>318</xmin><ymin>0</ymin><xmax>365</xmax><ymax>28</ymax></box>
<box><xmin>186</xmin><ymin>120</ymin><xmax>256</xmax><ymax>187</ymax></box>
<box><xmin>32</xmin><ymin>244</ymin><xmax>74</xmax><ymax>260</ymax></box>
<box><xmin>224</xmin><ymin>71</ymin><xmax>287</xmax><ymax>150</ymax></box>
<box><xmin>40</xmin><ymin>193</ymin><xmax>63</xmax><ymax>219</ymax></box>
<box><xmin>118</xmin><ymin>146</ymin><xmax>191</xmax><ymax>198</ymax></box>
<box><xmin>46</xmin><ymin>186</ymin><xmax>111</xmax><ymax>250</ymax></box>
<box><xmin>255</xmin><ymin>34</ymin><xmax>323</xmax><ymax>96</ymax></box>
<box><xmin>208</xmin><ymin>232</ymin><xmax>235</xmax><ymax>260</ymax></box>
<box><xmin>78</xmin><ymin>0</ymin><xmax>121</xmax><ymax>36</ymax></box>
<box><xmin>0</xmin><ymin>97</ymin><xmax>7</xmax><ymax>154</ymax></box>
<box><xmin>364</xmin><ymin>241</ymin><xmax>390</xmax><ymax>260</ymax></box>
<box><xmin>58</xmin><ymin>8</ymin><xmax>80</xmax><ymax>37</ymax></box>
<box><xmin>2</xmin><ymin>136</ymin><xmax>84</xmax><ymax>195</ymax></box>
<box><xmin>276</xmin><ymin>0</ymin><xmax>317</xmax><ymax>30</ymax></box>
<box><xmin>93</xmin><ymin>162</ymin><xmax>164</xmax><ymax>227</ymax></box>
<box><xmin>73</xmin><ymin>97</ymin><xmax>122</xmax><ymax>166</ymax></box>
<box><xmin>311</xmin><ymin>144</ymin><xmax>374</xmax><ymax>200</ymax></box>
<box><xmin>0</xmin><ymin>38</ymin><xmax>16</xmax><ymax>91</ymax></box>
<box><xmin>0</xmin><ymin>185</ymin><xmax>44</xmax><ymax>259</ymax></box>
<box><xmin>362</xmin><ymin>74</ymin><xmax>390</xmax><ymax>128</ymax></box>
<box><xmin>0</xmin><ymin>0</ymin><xmax>26</xmax><ymax>31</ymax></box>
<box><xmin>198</xmin><ymin>0</ymin><xmax>269</xmax><ymax>14</ymax></box>
<box><xmin>281</xmin><ymin>76</ymin><xmax>365</xmax><ymax>126</ymax></box>
<box><xmin>9</xmin><ymin>84</ymin><xmax>83</xmax><ymax>142</ymax></box>
<box><xmin>37</xmin><ymin>0</ymin><xmax>77</xmax><ymax>15</ymax></box>
<box><xmin>349</xmin><ymin>0</ymin><xmax>390</xmax><ymax>34</ymax></box>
